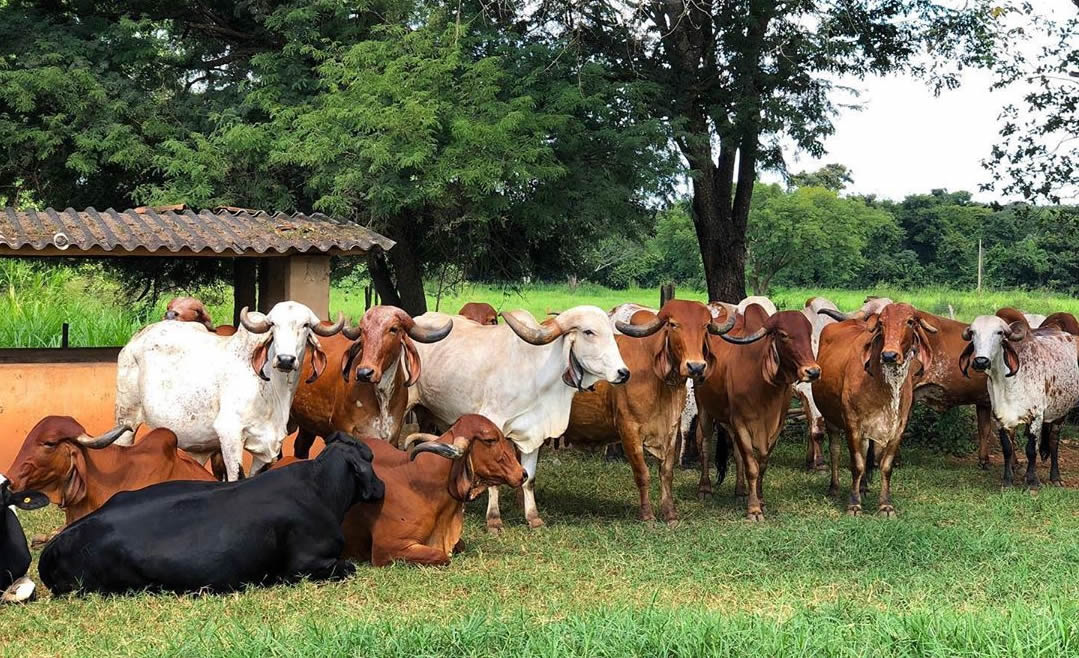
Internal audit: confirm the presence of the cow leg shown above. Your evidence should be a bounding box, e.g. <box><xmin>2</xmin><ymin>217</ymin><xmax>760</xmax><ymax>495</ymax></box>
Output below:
<box><xmin>730</xmin><ymin>428</ymin><xmax>763</xmax><ymax>521</ymax></box>
<box><xmin>827</xmin><ymin>428</ymin><xmax>842</xmax><ymax>497</ymax></box>
<box><xmin>485</xmin><ymin>487</ymin><xmax>504</xmax><ymax>535</ymax></box>
<box><xmin>1024</xmin><ymin>422</ymin><xmax>1042</xmax><ymax>490</ymax></box>
<box><xmin>658</xmin><ymin>428</ymin><xmax>679</xmax><ymax>526</ymax></box>
<box><xmin>976</xmin><ymin>405</ymin><xmax>993</xmax><ymax>470</ymax></box>
<box><xmin>732</xmin><ymin>430</ymin><xmax>748</xmax><ymax>499</ymax></box>
<box><xmin>302</xmin><ymin>559</ymin><xmax>356</xmax><ymax>582</ymax></box>
<box><xmin>696</xmin><ymin>408</ymin><xmax>713</xmax><ymax>499</ymax></box>
<box><xmin>877</xmin><ymin>441</ymin><xmax>901</xmax><ymax>517</ymax></box>
<box><xmin>294</xmin><ymin>428</ymin><xmax>318</xmax><ymax>460</ymax></box>
<box><xmin>847</xmin><ymin>431</ymin><xmax>866</xmax><ymax>515</ymax></box>
<box><xmin>621</xmin><ymin>426</ymin><xmax>655</xmax><ymax>522</ymax></box>
<box><xmin>373</xmin><ymin>543</ymin><xmax>451</xmax><ymax>567</ymax></box>
<box><xmin>1</xmin><ymin>576</ymin><xmax>36</xmax><ymax>604</ymax></box>
<box><xmin>520</xmin><ymin>448</ymin><xmax>544</xmax><ymax>529</ymax></box>
<box><xmin>1048</xmin><ymin>423</ymin><xmax>1063</xmax><ymax>485</ymax></box>
<box><xmin>999</xmin><ymin>427</ymin><xmax>1016</xmax><ymax>488</ymax></box>
<box><xmin>212</xmin><ymin>418</ymin><xmax>246</xmax><ymax>482</ymax></box>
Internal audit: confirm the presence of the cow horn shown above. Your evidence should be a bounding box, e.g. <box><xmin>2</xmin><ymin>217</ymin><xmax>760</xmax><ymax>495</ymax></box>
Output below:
<box><xmin>342</xmin><ymin>318</ymin><xmax>363</xmax><ymax>341</ymax></box>
<box><xmin>818</xmin><ymin>308</ymin><xmax>859</xmax><ymax>322</ymax></box>
<box><xmin>239</xmin><ymin>307</ymin><xmax>273</xmax><ymax>334</ymax></box>
<box><xmin>76</xmin><ymin>426</ymin><xmax>130</xmax><ymax>449</ymax></box>
<box><xmin>708</xmin><ymin>313</ymin><xmax>736</xmax><ymax>335</ymax></box>
<box><xmin>616</xmin><ymin>315</ymin><xmax>664</xmax><ymax>338</ymax></box>
<box><xmin>720</xmin><ymin>327</ymin><xmax>768</xmax><ymax>345</ymax></box>
<box><xmin>502</xmin><ymin>311</ymin><xmax>563</xmax><ymax>345</ymax></box>
<box><xmin>408</xmin><ymin>317</ymin><xmax>453</xmax><ymax>343</ymax></box>
<box><xmin>311</xmin><ymin>311</ymin><xmax>345</xmax><ymax>337</ymax></box>
<box><xmin>408</xmin><ymin>437</ymin><xmax>464</xmax><ymax>461</ymax></box>
<box><xmin>918</xmin><ymin>317</ymin><xmax>939</xmax><ymax>334</ymax></box>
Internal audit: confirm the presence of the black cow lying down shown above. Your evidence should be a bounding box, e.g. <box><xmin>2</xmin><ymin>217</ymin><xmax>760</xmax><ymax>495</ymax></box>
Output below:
<box><xmin>39</xmin><ymin>433</ymin><xmax>384</xmax><ymax>596</ymax></box>
<box><xmin>1</xmin><ymin>476</ymin><xmax>49</xmax><ymax>603</ymax></box>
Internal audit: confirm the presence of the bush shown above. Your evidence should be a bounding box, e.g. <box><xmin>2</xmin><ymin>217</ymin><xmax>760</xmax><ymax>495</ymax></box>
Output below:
<box><xmin>903</xmin><ymin>405</ymin><xmax>976</xmax><ymax>456</ymax></box>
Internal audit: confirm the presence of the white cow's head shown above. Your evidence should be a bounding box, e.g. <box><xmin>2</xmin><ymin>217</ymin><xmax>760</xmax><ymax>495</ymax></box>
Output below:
<box><xmin>239</xmin><ymin>302</ymin><xmax>345</xmax><ymax>383</ymax></box>
<box><xmin>502</xmin><ymin>305</ymin><xmax>629</xmax><ymax>390</ymax></box>
<box><xmin>960</xmin><ymin>314</ymin><xmax>1026</xmax><ymax>378</ymax></box>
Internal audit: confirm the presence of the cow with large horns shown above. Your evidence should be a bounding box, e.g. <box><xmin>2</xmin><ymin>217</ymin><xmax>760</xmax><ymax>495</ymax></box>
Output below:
<box><xmin>814</xmin><ymin>303</ymin><xmax>937</xmax><ymax>516</ymax></box>
<box><xmin>340</xmin><ymin>414</ymin><xmax>528</xmax><ymax>566</ymax></box>
<box><xmin>408</xmin><ymin>305</ymin><xmax>629</xmax><ymax>532</ymax></box>
<box><xmin>114</xmin><ymin>301</ymin><xmax>345</xmax><ymax>480</ymax></box>
<box><xmin>290</xmin><ymin>305</ymin><xmax>453</xmax><ymax>457</ymax></box>
<box><xmin>960</xmin><ymin>312</ymin><xmax>1079</xmax><ymax>488</ymax></box>
<box><xmin>694</xmin><ymin>304</ymin><xmax>820</xmax><ymax>520</ymax></box>
<box><xmin>6</xmin><ymin>416</ymin><xmax>216</xmax><ymax>526</ymax></box>
<box><xmin>564</xmin><ymin>300</ymin><xmax>734</xmax><ymax>524</ymax></box>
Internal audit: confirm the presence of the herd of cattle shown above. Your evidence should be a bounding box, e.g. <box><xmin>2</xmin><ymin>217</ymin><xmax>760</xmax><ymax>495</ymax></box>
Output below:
<box><xmin>2</xmin><ymin>293</ymin><xmax>1078</xmax><ymax>602</ymax></box>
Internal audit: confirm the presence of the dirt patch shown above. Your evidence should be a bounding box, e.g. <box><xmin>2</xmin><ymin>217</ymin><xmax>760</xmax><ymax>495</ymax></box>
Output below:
<box><xmin>952</xmin><ymin>439</ymin><xmax>1079</xmax><ymax>488</ymax></box>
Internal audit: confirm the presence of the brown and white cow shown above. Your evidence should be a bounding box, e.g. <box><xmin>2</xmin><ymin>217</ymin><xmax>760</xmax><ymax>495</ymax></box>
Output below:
<box><xmin>814</xmin><ymin>303</ymin><xmax>937</xmax><ymax>516</ymax></box>
<box><xmin>290</xmin><ymin>305</ymin><xmax>452</xmax><ymax>457</ymax></box>
<box><xmin>562</xmin><ymin>300</ymin><xmax>733</xmax><ymax>524</ymax></box>
<box><xmin>6</xmin><ymin>416</ymin><xmax>215</xmax><ymax>526</ymax></box>
<box><xmin>164</xmin><ymin>296</ymin><xmax>236</xmax><ymax>336</ymax></box>
<box><xmin>694</xmin><ymin>304</ymin><xmax>820</xmax><ymax>520</ymax></box>
<box><xmin>340</xmin><ymin>415</ymin><xmax>527</xmax><ymax>566</ymax></box>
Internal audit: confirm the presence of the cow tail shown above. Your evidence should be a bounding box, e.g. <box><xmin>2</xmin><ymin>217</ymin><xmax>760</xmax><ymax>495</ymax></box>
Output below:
<box><xmin>715</xmin><ymin>425</ymin><xmax>731</xmax><ymax>487</ymax></box>
<box><xmin>1039</xmin><ymin>425</ymin><xmax>1052</xmax><ymax>462</ymax></box>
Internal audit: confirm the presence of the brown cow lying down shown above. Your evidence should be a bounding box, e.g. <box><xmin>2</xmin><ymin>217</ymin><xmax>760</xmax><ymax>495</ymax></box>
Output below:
<box><xmin>342</xmin><ymin>415</ymin><xmax>527</xmax><ymax>566</ymax></box>
<box><xmin>6</xmin><ymin>416</ymin><xmax>216</xmax><ymax>526</ymax></box>
<box><xmin>164</xmin><ymin>296</ymin><xmax>236</xmax><ymax>336</ymax></box>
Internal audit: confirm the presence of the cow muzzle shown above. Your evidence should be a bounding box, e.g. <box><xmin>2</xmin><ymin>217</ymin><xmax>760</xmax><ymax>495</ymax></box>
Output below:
<box><xmin>685</xmin><ymin>361</ymin><xmax>707</xmax><ymax>378</ymax></box>
<box><xmin>881</xmin><ymin>350</ymin><xmax>899</xmax><ymax>364</ymax></box>
<box><xmin>165</xmin><ymin>310</ymin><xmax>179</xmax><ymax>320</ymax></box>
<box><xmin>613</xmin><ymin>367</ymin><xmax>630</xmax><ymax>385</ymax></box>
<box><xmin>354</xmin><ymin>366</ymin><xmax>379</xmax><ymax>383</ymax></box>
<box><xmin>800</xmin><ymin>365</ymin><xmax>821</xmax><ymax>383</ymax></box>
<box><xmin>972</xmin><ymin>356</ymin><xmax>991</xmax><ymax>372</ymax></box>
<box><xmin>274</xmin><ymin>354</ymin><xmax>298</xmax><ymax>371</ymax></box>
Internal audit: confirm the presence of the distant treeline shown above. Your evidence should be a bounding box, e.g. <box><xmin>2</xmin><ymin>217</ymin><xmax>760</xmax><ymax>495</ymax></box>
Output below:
<box><xmin>574</xmin><ymin>186</ymin><xmax>1079</xmax><ymax>296</ymax></box>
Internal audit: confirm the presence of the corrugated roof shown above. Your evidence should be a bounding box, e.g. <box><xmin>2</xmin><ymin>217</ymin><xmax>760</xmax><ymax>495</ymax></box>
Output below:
<box><xmin>0</xmin><ymin>207</ymin><xmax>395</xmax><ymax>255</ymax></box>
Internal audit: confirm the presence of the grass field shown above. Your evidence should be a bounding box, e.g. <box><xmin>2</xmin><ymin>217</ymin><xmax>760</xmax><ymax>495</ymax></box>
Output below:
<box><xmin>3</xmin><ymin>257</ymin><xmax>1079</xmax><ymax>347</ymax></box>
<box><xmin>5</xmin><ymin>435</ymin><xmax>1079</xmax><ymax>656</ymax></box>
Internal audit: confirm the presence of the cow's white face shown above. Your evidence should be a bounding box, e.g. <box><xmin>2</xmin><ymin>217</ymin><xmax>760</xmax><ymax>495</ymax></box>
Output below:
<box><xmin>262</xmin><ymin>302</ymin><xmax>321</xmax><ymax>373</ymax></box>
<box><xmin>967</xmin><ymin>315</ymin><xmax>1011</xmax><ymax>372</ymax></box>
<box><xmin>556</xmin><ymin>306</ymin><xmax>629</xmax><ymax>386</ymax></box>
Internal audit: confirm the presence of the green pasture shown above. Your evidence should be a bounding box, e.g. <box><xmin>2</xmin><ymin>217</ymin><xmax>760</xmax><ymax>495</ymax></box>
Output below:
<box><xmin>4</xmin><ymin>437</ymin><xmax>1079</xmax><ymax>656</ymax></box>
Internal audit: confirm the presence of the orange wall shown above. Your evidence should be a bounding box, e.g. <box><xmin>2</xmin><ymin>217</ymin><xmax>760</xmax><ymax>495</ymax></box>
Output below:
<box><xmin>0</xmin><ymin>356</ymin><xmax>304</xmax><ymax>473</ymax></box>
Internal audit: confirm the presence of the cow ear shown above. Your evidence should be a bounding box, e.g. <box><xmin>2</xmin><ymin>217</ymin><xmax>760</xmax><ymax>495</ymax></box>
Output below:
<box><xmin>10</xmin><ymin>489</ymin><xmax>49</xmax><ymax>511</ymax></box>
<box><xmin>62</xmin><ymin>447</ymin><xmax>88</xmax><ymax>508</ymax></box>
<box><xmin>914</xmin><ymin>325</ymin><xmax>933</xmax><ymax>377</ymax></box>
<box><xmin>1003</xmin><ymin>340</ymin><xmax>1021</xmax><ymax>377</ymax></box>
<box><xmin>305</xmin><ymin>335</ymin><xmax>327</xmax><ymax>384</ymax></box>
<box><xmin>861</xmin><ymin>333</ymin><xmax>881</xmax><ymax>376</ymax></box>
<box><xmin>864</xmin><ymin>314</ymin><xmax>880</xmax><ymax>333</ymax></box>
<box><xmin>449</xmin><ymin>451</ymin><xmax>476</xmax><ymax>501</ymax></box>
<box><xmin>762</xmin><ymin>337</ymin><xmax>780</xmax><ymax>385</ymax></box>
<box><xmin>958</xmin><ymin>342</ymin><xmax>975</xmax><ymax>378</ymax></box>
<box><xmin>563</xmin><ymin>343</ymin><xmax>586</xmax><ymax>391</ymax></box>
<box><xmin>401</xmin><ymin>335</ymin><xmax>422</xmax><ymax>387</ymax></box>
<box><xmin>651</xmin><ymin>332</ymin><xmax>676</xmax><ymax>381</ymax></box>
<box><xmin>251</xmin><ymin>336</ymin><xmax>273</xmax><ymax>381</ymax></box>
<box><xmin>342</xmin><ymin>340</ymin><xmax>362</xmax><ymax>382</ymax></box>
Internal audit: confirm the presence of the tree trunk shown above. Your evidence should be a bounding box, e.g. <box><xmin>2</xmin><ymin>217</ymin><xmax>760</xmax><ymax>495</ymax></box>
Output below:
<box><xmin>366</xmin><ymin>220</ymin><xmax>428</xmax><ymax>316</ymax></box>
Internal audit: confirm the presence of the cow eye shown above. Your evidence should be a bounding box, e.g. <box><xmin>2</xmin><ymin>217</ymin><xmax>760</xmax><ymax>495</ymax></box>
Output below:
<box><xmin>583</xmin><ymin>329</ymin><xmax>595</xmax><ymax>336</ymax></box>
<box><xmin>389</xmin><ymin>327</ymin><xmax>399</xmax><ymax>334</ymax></box>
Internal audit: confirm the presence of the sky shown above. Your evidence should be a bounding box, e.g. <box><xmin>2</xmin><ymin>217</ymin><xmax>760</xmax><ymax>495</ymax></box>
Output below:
<box><xmin>764</xmin><ymin>0</ymin><xmax>1075</xmax><ymax>204</ymax></box>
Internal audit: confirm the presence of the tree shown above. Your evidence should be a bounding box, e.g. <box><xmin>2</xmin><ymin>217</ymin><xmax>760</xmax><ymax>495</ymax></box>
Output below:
<box><xmin>532</xmin><ymin>0</ymin><xmax>999</xmax><ymax>301</ymax></box>
<box><xmin>745</xmin><ymin>184</ymin><xmax>896</xmax><ymax>294</ymax></box>
<box><xmin>985</xmin><ymin>3</ymin><xmax>1079</xmax><ymax>203</ymax></box>
<box><xmin>789</xmin><ymin>164</ymin><xmax>854</xmax><ymax>192</ymax></box>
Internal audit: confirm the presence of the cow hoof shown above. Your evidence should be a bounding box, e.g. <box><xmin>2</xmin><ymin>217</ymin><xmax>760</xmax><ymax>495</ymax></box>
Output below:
<box><xmin>697</xmin><ymin>489</ymin><xmax>712</xmax><ymax>501</ymax></box>
<box><xmin>746</xmin><ymin>511</ymin><xmax>764</xmax><ymax>522</ymax></box>
<box><xmin>878</xmin><ymin>505</ymin><xmax>897</xmax><ymax>518</ymax></box>
<box><xmin>978</xmin><ymin>459</ymin><xmax>991</xmax><ymax>471</ymax></box>
<box><xmin>846</xmin><ymin>505</ymin><xmax>862</xmax><ymax>516</ymax></box>
<box><xmin>827</xmin><ymin>485</ymin><xmax>839</xmax><ymax>497</ymax></box>
<box><xmin>527</xmin><ymin>517</ymin><xmax>545</xmax><ymax>529</ymax></box>
<box><xmin>486</xmin><ymin>520</ymin><xmax>504</xmax><ymax>536</ymax></box>
<box><xmin>666</xmin><ymin>518</ymin><xmax>680</xmax><ymax>529</ymax></box>
<box><xmin>1</xmin><ymin>577</ymin><xmax>36</xmax><ymax>604</ymax></box>
<box><xmin>1051</xmin><ymin>478</ymin><xmax>1064</xmax><ymax>487</ymax></box>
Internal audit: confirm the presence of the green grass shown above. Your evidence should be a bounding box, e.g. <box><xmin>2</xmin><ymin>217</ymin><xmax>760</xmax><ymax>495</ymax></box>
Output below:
<box><xmin>5</xmin><ymin>436</ymin><xmax>1079</xmax><ymax>656</ymax></box>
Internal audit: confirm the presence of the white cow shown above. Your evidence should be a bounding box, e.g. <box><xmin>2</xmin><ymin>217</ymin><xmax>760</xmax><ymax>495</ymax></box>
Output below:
<box><xmin>961</xmin><ymin>315</ymin><xmax>1079</xmax><ymax>488</ymax></box>
<box><xmin>410</xmin><ymin>306</ymin><xmax>628</xmax><ymax>531</ymax></box>
<box><xmin>114</xmin><ymin>302</ymin><xmax>344</xmax><ymax>480</ymax></box>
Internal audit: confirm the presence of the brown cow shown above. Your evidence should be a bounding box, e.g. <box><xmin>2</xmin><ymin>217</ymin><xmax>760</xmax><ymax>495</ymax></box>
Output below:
<box><xmin>290</xmin><ymin>305</ymin><xmax>453</xmax><ymax>458</ymax></box>
<box><xmin>163</xmin><ymin>296</ymin><xmax>236</xmax><ymax>336</ymax></box>
<box><xmin>694</xmin><ymin>305</ymin><xmax>820</xmax><ymax>520</ymax></box>
<box><xmin>6</xmin><ymin>416</ymin><xmax>215</xmax><ymax>525</ymax></box>
<box><xmin>562</xmin><ymin>299</ymin><xmax>733</xmax><ymax>524</ymax></box>
<box><xmin>458</xmin><ymin>302</ymin><xmax>498</xmax><ymax>326</ymax></box>
<box><xmin>814</xmin><ymin>303</ymin><xmax>937</xmax><ymax>516</ymax></box>
<box><xmin>339</xmin><ymin>415</ymin><xmax>527</xmax><ymax>566</ymax></box>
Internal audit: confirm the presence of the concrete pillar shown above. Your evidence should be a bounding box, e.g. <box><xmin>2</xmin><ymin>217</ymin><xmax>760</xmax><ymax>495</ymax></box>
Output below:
<box><xmin>257</xmin><ymin>255</ymin><xmax>331</xmax><ymax>319</ymax></box>
<box><xmin>233</xmin><ymin>259</ymin><xmax>257</xmax><ymax>326</ymax></box>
